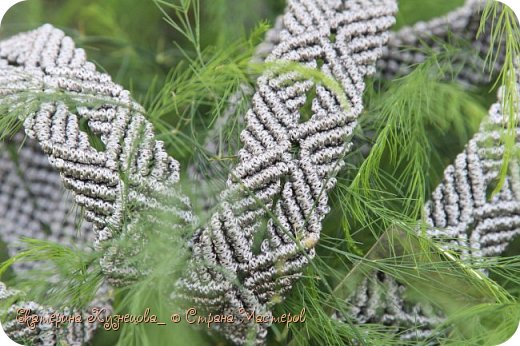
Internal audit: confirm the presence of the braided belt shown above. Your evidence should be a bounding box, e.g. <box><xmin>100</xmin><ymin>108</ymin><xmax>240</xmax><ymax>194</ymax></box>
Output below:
<box><xmin>176</xmin><ymin>0</ymin><xmax>398</xmax><ymax>343</ymax></box>
<box><xmin>0</xmin><ymin>135</ymin><xmax>113</xmax><ymax>344</ymax></box>
<box><xmin>0</xmin><ymin>23</ymin><xmax>191</xmax><ymax>344</ymax></box>
<box><xmin>0</xmin><ymin>0</ymin><xmax>518</xmax><ymax>345</ymax></box>
<box><xmin>344</xmin><ymin>1</ymin><xmax>520</xmax><ymax>340</ymax></box>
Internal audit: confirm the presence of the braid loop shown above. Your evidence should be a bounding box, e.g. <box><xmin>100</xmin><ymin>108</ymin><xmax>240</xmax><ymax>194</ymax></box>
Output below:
<box><xmin>1</xmin><ymin>0</ymin><xmax>519</xmax><ymax>345</ymax></box>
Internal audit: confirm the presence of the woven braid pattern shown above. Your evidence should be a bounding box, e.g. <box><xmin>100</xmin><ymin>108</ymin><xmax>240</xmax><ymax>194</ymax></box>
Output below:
<box><xmin>425</xmin><ymin>112</ymin><xmax>520</xmax><ymax>258</ymax></box>
<box><xmin>1</xmin><ymin>0</ymin><xmax>517</xmax><ymax>345</ymax></box>
<box><xmin>187</xmin><ymin>0</ymin><xmax>501</xmax><ymax>342</ymax></box>
<box><xmin>260</xmin><ymin>0</ymin><xmax>500</xmax><ymax>84</ymax></box>
<box><xmin>379</xmin><ymin>0</ymin><xmax>503</xmax><ymax>84</ymax></box>
<box><xmin>187</xmin><ymin>7</ymin><xmax>508</xmax><ymax>340</ymax></box>
<box><xmin>0</xmin><ymin>283</ymin><xmax>112</xmax><ymax>346</ymax></box>
<box><xmin>176</xmin><ymin>0</ymin><xmax>397</xmax><ymax>343</ymax></box>
<box><xmin>0</xmin><ymin>134</ymin><xmax>112</xmax><ymax>344</ymax></box>
<box><xmin>0</xmin><ymin>134</ymin><xmax>93</xmax><ymax>273</ymax></box>
<box><xmin>190</xmin><ymin>0</ymin><xmax>502</xmax><ymax>215</ymax></box>
<box><xmin>343</xmin><ymin>272</ymin><xmax>445</xmax><ymax>341</ymax></box>
<box><xmin>0</xmin><ymin>24</ymin><xmax>193</xmax><ymax>285</ymax></box>
<box><xmin>347</xmin><ymin>107</ymin><xmax>520</xmax><ymax>341</ymax></box>
<box><xmin>344</xmin><ymin>2</ymin><xmax>520</xmax><ymax>338</ymax></box>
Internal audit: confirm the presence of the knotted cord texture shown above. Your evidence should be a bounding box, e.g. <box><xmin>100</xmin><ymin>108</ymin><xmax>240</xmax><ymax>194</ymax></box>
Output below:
<box><xmin>176</xmin><ymin>0</ymin><xmax>397</xmax><ymax>343</ymax></box>
<box><xmin>344</xmin><ymin>2</ymin><xmax>520</xmax><ymax>340</ymax></box>
<box><xmin>379</xmin><ymin>0</ymin><xmax>503</xmax><ymax>84</ymax></box>
<box><xmin>0</xmin><ymin>24</ymin><xmax>193</xmax><ymax>285</ymax></box>
<box><xmin>347</xmin><ymin>103</ymin><xmax>520</xmax><ymax>341</ymax></box>
<box><xmin>190</xmin><ymin>0</ymin><xmax>501</xmax><ymax>213</ymax></box>
<box><xmin>259</xmin><ymin>0</ymin><xmax>500</xmax><ymax>84</ymax></box>
<box><xmin>343</xmin><ymin>272</ymin><xmax>445</xmax><ymax>341</ymax></box>
<box><xmin>0</xmin><ymin>283</ymin><xmax>112</xmax><ymax>346</ymax></box>
<box><xmin>186</xmin><ymin>5</ymin><xmax>510</xmax><ymax>342</ymax></box>
<box><xmin>0</xmin><ymin>0</ymin><xmax>518</xmax><ymax>345</ymax></box>
<box><xmin>0</xmin><ymin>134</ymin><xmax>93</xmax><ymax>273</ymax></box>
<box><xmin>0</xmin><ymin>134</ymin><xmax>112</xmax><ymax>345</ymax></box>
<box><xmin>425</xmin><ymin>109</ymin><xmax>520</xmax><ymax>258</ymax></box>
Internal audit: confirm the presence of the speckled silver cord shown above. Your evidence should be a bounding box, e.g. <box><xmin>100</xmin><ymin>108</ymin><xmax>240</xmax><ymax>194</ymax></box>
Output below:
<box><xmin>379</xmin><ymin>0</ymin><xmax>502</xmax><ymax>84</ymax></box>
<box><xmin>0</xmin><ymin>23</ymin><xmax>190</xmax><ymax>344</ymax></box>
<box><xmin>0</xmin><ymin>0</ymin><xmax>518</xmax><ymax>345</ymax></box>
<box><xmin>190</xmin><ymin>0</ymin><xmax>501</xmax><ymax>214</ymax></box>
<box><xmin>0</xmin><ymin>23</ymin><xmax>194</xmax><ymax>286</ymax></box>
<box><xmin>191</xmin><ymin>0</ymin><xmax>518</xmax><ymax>343</ymax></box>
<box><xmin>0</xmin><ymin>282</ymin><xmax>112</xmax><ymax>346</ymax></box>
<box><xmin>343</xmin><ymin>1</ymin><xmax>520</xmax><ymax>341</ymax></box>
<box><xmin>0</xmin><ymin>134</ymin><xmax>112</xmax><ymax>344</ymax></box>
<box><xmin>177</xmin><ymin>0</ymin><xmax>398</xmax><ymax>343</ymax></box>
<box><xmin>346</xmin><ymin>82</ymin><xmax>520</xmax><ymax>340</ymax></box>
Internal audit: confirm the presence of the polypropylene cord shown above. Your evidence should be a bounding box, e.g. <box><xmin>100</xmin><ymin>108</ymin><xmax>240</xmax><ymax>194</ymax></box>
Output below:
<box><xmin>379</xmin><ymin>0</ymin><xmax>502</xmax><ymax>84</ymax></box>
<box><xmin>0</xmin><ymin>0</ymin><xmax>517</xmax><ymax>345</ymax></box>
<box><xmin>0</xmin><ymin>134</ymin><xmax>94</xmax><ymax>273</ymax></box>
<box><xmin>343</xmin><ymin>271</ymin><xmax>446</xmax><ymax>341</ymax></box>
<box><xmin>0</xmin><ymin>23</ymin><xmax>190</xmax><ymax>345</ymax></box>
<box><xmin>190</xmin><ymin>0</ymin><xmax>502</xmax><ymax>215</ymax></box>
<box><xmin>341</xmin><ymin>2</ymin><xmax>520</xmax><ymax>340</ymax></box>
<box><xmin>0</xmin><ymin>24</ymin><xmax>194</xmax><ymax>286</ymax></box>
<box><xmin>345</xmin><ymin>77</ymin><xmax>520</xmax><ymax>340</ymax></box>
<box><xmin>261</xmin><ymin>0</ymin><xmax>501</xmax><ymax>84</ymax></box>
<box><xmin>0</xmin><ymin>134</ymin><xmax>113</xmax><ymax>345</ymax></box>
<box><xmin>192</xmin><ymin>0</ymin><xmax>517</xmax><ymax>342</ymax></box>
<box><xmin>192</xmin><ymin>1</ymin><xmax>518</xmax><ymax>340</ymax></box>
<box><xmin>175</xmin><ymin>0</ymin><xmax>398</xmax><ymax>343</ymax></box>
<box><xmin>0</xmin><ymin>283</ymin><xmax>112</xmax><ymax>346</ymax></box>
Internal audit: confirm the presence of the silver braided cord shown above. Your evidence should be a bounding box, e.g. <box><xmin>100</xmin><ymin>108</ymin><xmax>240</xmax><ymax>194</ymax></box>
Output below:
<box><xmin>425</xmin><ymin>110</ymin><xmax>520</xmax><ymax>258</ymax></box>
<box><xmin>256</xmin><ymin>0</ymin><xmax>501</xmax><ymax>84</ymax></box>
<box><xmin>343</xmin><ymin>2</ymin><xmax>520</xmax><ymax>341</ymax></box>
<box><xmin>379</xmin><ymin>0</ymin><xmax>503</xmax><ymax>84</ymax></box>
<box><xmin>176</xmin><ymin>0</ymin><xmax>398</xmax><ymax>343</ymax></box>
<box><xmin>0</xmin><ymin>24</ymin><xmax>194</xmax><ymax>286</ymax></box>
<box><xmin>0</xmin><ymin>24</ymin><xmax>191</xmax><ymax>345</ymax></box>
<box><xmin>1</xmin><ymin>0</ymin><xmax>518</xmax><ymax>345</ymax></box>
<box><xmin>0</xmin><ymin>136</ymin><xmax>112</xmax><ymax>344</ymax></box>
<box><xmin>188</xmin><ymin>18</ymin><xmax>286</xmax><ymax>213</ymax></box>
<box><xmin>343</xmin><ymin>272</ymin><xmax>445</xmax><ymax>341</ymax></box>
<box><xmin>188</xmin><ymin>84</ymin><xmax>253</xmax><ymax>213</ymax></box>
<box><xmin>190</xmin><ymin>0</ymin><xmax>502</xmax><ymax>215</ymax></box>
<box><xmin>185</xmin><ymin>0</ymin><xmax>507</xmax><ymax>343</ymax></box>
<box><xmin>0</xmin><ymin>134</ymin><xmax>93</xmax><ymax>273</ymax></box>
<box><xmin>0</xmin><ymin>283</ymin><xmax>112</xmax><ymax>346</ymax></box>
<box><xmin>346</xmin><ymin>106</ymin><xmax>520</xmax><ymax>341</ymax></box>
